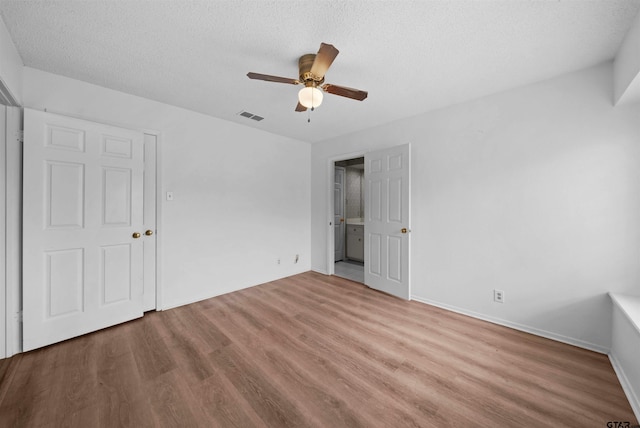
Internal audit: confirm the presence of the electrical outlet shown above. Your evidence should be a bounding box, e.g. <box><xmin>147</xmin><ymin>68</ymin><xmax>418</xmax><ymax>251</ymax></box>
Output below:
<box><xmin>494</xmin><ymin>289</ymin><xmax>505</xmax><ymax>303</ymax></box>
<box><xmin>294</xmin><ymin>254</ymin><xmax>299</xmax><ymax>264</ymax></box>
<box><xmin>166</xmin><ymin>191</ymin><xmax>174</xmax><ymax>201</ymax></box>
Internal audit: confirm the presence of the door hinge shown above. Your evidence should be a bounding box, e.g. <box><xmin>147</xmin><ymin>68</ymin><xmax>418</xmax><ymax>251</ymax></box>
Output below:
<box><xmin>17</xmin><ymin>130</ymin><xmax>24</xmax><ymax>143</ymax></box>
<box><xmin>16</xmin><ymin>311</ymin><xmax>23</xmax><ymax>323</ymax></box>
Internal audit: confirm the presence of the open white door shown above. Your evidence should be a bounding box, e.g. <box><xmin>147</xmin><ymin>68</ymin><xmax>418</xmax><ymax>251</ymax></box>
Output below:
<box><xmin>23</xmin><ymin>109</ymin><xmax>145</xmax><ymax>351</ymax></box>
<box><xmin>364</xmin><ymin>144</ymin><xmax>411</xmax><ymax>300</ymax></box>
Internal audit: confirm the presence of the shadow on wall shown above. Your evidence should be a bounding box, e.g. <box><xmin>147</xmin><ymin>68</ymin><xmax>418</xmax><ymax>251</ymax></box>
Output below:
<box><xmin>521</xmin><ymin>293</ymin><xmax>612</xmax><ymax>351</ymax></box>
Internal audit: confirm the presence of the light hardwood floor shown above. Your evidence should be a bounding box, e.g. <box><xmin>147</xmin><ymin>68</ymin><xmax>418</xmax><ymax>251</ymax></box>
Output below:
<box><xmin>0</xmin><ymin>271</ymin><xmax>636</xmax><ymax>427</ymax></box>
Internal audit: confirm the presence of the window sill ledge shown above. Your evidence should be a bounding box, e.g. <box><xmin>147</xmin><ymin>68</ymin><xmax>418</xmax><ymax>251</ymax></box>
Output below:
<box><xmin>610</xmin><ymin>292</ymin><xmax>640</xmax><ymax>333</ymax></box>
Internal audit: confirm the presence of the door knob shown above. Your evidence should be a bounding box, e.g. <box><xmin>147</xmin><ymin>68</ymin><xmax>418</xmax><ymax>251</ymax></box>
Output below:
<box><xmin>132</xmin><ymin>232</ymin><xmax>141</xmax><ymax>239</ymax></box>
<box><xmin>401</xmin><ymin>228</ymin><xmax>408</xmax><ymax>234</ymax></box>
<box><xmin>145</xmin><ymin>230</ymin><xmax>154</xmax><ymax>236</ymax></box>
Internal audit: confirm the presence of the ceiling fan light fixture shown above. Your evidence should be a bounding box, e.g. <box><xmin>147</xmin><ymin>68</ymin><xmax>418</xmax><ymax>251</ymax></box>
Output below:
<box><xmin>247</xmin><ymin>43</ymin><xmax>367</xmax><ymax>113</ymax></box>
<box><xmin>298</xmin><ymin>86</ymin><xmax>323</xmax><ymax>109</ymax></box>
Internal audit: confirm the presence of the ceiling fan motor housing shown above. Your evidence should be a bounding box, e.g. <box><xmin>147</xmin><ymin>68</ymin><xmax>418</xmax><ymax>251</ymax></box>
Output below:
<box><xmin>299</xmin><ymin>54</ymin><xmax>323</xmax><ymax>87</ymax></box>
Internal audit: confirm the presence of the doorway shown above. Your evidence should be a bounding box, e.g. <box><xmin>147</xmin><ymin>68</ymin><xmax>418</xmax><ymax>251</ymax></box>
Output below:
<box><xmin>334</xmin><ymin>157</ymin><xmax>365</xmax><ymax>283</ymax></box>
<box><xmin>328</xmin><ymin>144</ymin><xmax>412</xmax><ymax>300</ymax></box>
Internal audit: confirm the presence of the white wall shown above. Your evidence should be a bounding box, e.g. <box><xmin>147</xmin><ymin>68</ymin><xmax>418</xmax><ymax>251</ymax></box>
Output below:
<box><xmin>311</xmin><ymin>62</ymin><xmax>640</xmax><ymax>352</ymax></box>
<box><xmin>23</xmin><ymin>67</ymin><xmax>311</xmax><ymax>309</ymax></box>
<box><xmin>614</xmin><ymin>10</ymin><xmax>640</xmax><ymax>105</ymax></box>
<box><xmin>0</xmin><ymin>15</ymin><xmax>22</xmax><ymax>104</ymax></box>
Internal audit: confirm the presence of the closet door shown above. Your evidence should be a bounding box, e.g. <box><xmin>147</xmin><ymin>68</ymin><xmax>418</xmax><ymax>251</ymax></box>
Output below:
<box><xmin>23</xmin><ymin>109</ymin><xmax>145</xmax><ymax>351</ymax></box>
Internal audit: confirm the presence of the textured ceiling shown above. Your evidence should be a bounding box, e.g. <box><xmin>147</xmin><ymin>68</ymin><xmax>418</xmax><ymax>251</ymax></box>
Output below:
<box><xmin>1</xmin><ymin>0</ymin><xmax>639</xmax><ymax>143</ymax></box>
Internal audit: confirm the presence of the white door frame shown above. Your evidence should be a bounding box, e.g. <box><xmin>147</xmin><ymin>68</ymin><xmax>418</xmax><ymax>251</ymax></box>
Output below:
<box><xmin>326</xmin><ymin>151</ymin><xmax>366</xmax><ymax>276</ymax></box>
<box><xmin>1</xmin><ymin>105</ymin><xmax>6</xmax><ymax>359</ymax></box>
<box><xmin>334</xmin><ymin>166</ymin><xmax>346</xmax><ymax>262</ymax></box>
<box><xmin>3</xmin><ymin>106</ymin><xmax>21</xmax><ymax>358</ymax></box>
<box><xmin>153</xmin><ymin>132</ymin><xmax>163</xmax><ymax>311</ymax></box>
<box><xmin>2</xmin><ymin>108</ymin><xmax>163</xmax><ymax>358</ymax></box>
<box><xmin>143</xmin><ymin>133</ymin><xmax>159</xmax><ymax>311</ymax></box>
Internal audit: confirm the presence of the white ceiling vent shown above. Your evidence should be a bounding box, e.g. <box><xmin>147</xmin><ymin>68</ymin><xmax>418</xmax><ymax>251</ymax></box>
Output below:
<box><xmin>238</xmin><ymin>111</ymin><xmax>264</xmax><ymax>122</ymax></box>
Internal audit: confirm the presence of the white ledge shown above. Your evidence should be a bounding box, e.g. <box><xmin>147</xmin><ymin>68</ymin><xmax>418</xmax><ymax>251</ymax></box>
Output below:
<box><xmin>610</xmin><ymin>292</ymin><xmax>640</xmax><ymax>333</ymax></box>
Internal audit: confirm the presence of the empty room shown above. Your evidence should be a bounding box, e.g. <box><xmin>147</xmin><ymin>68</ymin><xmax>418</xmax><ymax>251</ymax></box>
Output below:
<box><xmin>1</xmin><ymin>0</ymin><xmax>640</xmax><ymax>426</ymax></box>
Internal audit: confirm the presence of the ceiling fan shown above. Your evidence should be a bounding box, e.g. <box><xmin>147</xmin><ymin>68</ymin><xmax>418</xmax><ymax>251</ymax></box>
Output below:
<box><xmin>247</xmin><ymin>43</ymin><xmax>368</xmax><ymax>112</ymax></box>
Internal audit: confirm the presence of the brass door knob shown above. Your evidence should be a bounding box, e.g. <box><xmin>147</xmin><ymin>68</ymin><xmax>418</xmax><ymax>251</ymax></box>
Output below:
<box><xmin>401</xmin><ymin>228</ymin><xmax>408</xmax><ymax>234</ymax></box>
<box><xmin>132</xmin><ymin>232</ymin><xmax>141</xmax><ymax>239</ymax></box>
<box><xmin>145</xmin><ymin>230</ymin><xmax>154</xmax><ymax>236</ymax></box>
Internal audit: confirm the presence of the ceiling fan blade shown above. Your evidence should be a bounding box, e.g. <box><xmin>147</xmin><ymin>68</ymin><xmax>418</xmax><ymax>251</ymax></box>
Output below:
<box><xmin>295</xmin><ymin>102</ymin><xmax>307</xmax><ymax>112</ymax></box>
<box><xmin>310</xmin><ymin>43</ymin><xmax>339</xmax><ymax>79</ymax></box>
<box><xmin>247</xmin><ymin>72</ymin><xmax>299</xmax><ymax>85</ymax></box>
<box><xmin>322</xmin><ymin>84</ymin><xmax>368</xmax><ymax>101</ymax></box>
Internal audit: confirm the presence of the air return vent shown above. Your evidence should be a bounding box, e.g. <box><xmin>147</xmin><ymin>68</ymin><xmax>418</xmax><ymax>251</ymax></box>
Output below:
<box><xmin>238</xmin><ymin>111</ymin><xmax>264</xmax><ymax>121</ymax></box>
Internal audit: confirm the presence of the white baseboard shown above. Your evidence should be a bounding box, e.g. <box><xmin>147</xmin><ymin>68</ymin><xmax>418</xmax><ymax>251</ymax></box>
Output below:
<box><xmin>609</xmin><ymin>352</ymin><xmax>640</xmax><ymax>423</ymax></box>
<box><xmin>161</xmin><ymin>268</ymin><xmax>310</xmax><ymax>311</ymax></box>
<box><xmin>410</xmin><ymin>295</ymin><xmax>609</xmax><ymax>355</ymax></box>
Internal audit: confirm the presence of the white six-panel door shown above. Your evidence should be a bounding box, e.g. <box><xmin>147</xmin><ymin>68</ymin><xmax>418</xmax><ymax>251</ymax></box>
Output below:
<box><xmin>364</xmin><ymin>144</ymin><xmax>411</xmax><ymax>300</ymax></box>
<box><xmin>23</xmin><ymin>109</ymin><xmax>145</xmax><ymax>351</ymax></box>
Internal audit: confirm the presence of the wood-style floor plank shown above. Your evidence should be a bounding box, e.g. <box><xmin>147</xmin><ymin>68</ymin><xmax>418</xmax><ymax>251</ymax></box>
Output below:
<box><xmin>0</xmin><ymin>271</ymin><xmax>636</xmax><ymax>427</ymax></box>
